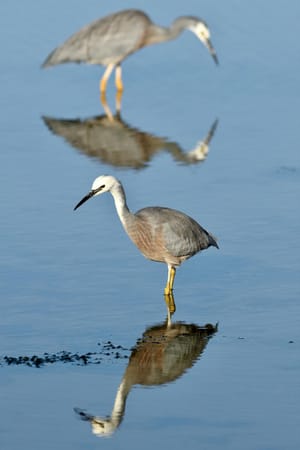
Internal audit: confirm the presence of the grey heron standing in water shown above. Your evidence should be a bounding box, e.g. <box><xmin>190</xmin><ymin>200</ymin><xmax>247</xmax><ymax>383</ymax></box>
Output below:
<box><xmin>42</xmin><ymin>9</ymin><xmax>218</xmax><ymax>93</ymax></box>
<box><xmin>74</xmin><ymin>175</ymin><xmax>219</xmax><ymax>299</ymax></box>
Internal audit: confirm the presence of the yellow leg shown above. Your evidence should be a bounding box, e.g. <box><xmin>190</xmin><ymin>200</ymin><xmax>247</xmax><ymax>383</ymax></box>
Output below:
<box><xmin>115</xmin><ymin>64</ymin><xmax>124</xmax><ymax>92</ymax></box>
<box><xmin>164</xmin><ymin>292</ymin><xmax>176</xmax><ymax>315</ymax></box>
<box><xmin>164</xmin><ymin>265</ymin><xmax>176</xmax><ymax>295</ymax></box>
<box><xmin>100</xmin><ymin>63</ymin><xmax>115</xmax><ymax>93</ymax></box>
<box><xmin>100</xmin><ymin>92</ymin><xmax>114</xmax><ymax>121</ymax></box>
<box><xmin>115</xmin><ymin>89</ymin><xmax>123</xmax><ymax>114</ymax></box>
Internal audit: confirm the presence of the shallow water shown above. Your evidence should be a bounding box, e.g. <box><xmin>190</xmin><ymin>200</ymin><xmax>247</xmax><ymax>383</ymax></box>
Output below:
<box><xmin>0</xmin><ymin>1</ymin><xmax>299</xmax><ymax>449</ymax></box>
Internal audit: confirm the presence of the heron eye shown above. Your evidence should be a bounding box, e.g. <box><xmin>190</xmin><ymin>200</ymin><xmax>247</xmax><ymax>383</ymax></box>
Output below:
<box><xmin>93</xmin><ymin>184</ymin><xmax>105</xmax><ymax>194</ymax></box>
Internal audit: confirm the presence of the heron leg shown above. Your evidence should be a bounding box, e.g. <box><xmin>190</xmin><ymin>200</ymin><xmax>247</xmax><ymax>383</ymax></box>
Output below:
<box><xmin>100</xmin><ymin>63</ymin><xmax>115</xmax><ymax>93</ymax></box>
<box><xmin>164</xmin><ymin>265</ymin><xmax>176</xmax><ymax>295</ymax></box>
<box><xmin>164</xmin><ymin>292</ymin><xmax>176</xmax><ymax>315</ymax></box>
<box><xmin>115</xmin><ymin>90</ymin><xmax>123</xmax><ymax>113</ymax></box>
<box><xmin>115</xmin><ymin>64</ymin><xmax>124</xmax><ymax>92</ymax></box>
<box><xmin>100</xmin><ymin>92</ymin><xmax>114</xmax><ymax>121</ymax></box>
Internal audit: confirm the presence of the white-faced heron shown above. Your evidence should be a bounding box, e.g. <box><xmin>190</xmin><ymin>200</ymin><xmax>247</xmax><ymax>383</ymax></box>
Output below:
<box><xmin>74</xmin><ymin>175</ymin><xmax>219</xmax><ymax>295</ymax></box>
<box><xmin>42</xmin><ymin>9</ymin><xmax>218</xmax><ymax>93</ymax></box>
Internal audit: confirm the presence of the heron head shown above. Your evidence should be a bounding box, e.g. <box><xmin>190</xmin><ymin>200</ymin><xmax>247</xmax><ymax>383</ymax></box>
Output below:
<box><xmin>74</xmin><ymin>175</ymin><xmax>119</xmax><ymax>210</ymax></box>
<box><xmin>90</xmin><ymin>417</ymin><xmax>117</xmax><ymax>437</ymax></box>
<box><xmin>74</xmin><ymin>408</ymin><xmax>118</xmax><ymax>437</ymax></box>
<box><xmin>189</xmin><ymin>20</ymin><xmax>219</xmax><ymax>65</ymax></box>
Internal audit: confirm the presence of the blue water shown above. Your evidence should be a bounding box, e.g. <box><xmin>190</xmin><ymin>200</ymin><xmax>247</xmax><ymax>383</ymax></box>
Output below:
<box><xmin>0</xmin><ymin>0</ymin><xmax>299</xmax><ymax>449</ymax></box>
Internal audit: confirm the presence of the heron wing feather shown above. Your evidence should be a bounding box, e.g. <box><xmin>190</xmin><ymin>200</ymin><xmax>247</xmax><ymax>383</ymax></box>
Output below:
<box><xmin>136</xmin><ymin>207</ymin><xmax>213</xmax><ymax>258</ymax></box>
<box><xmin>43</xmin><ymin>9</ymin><xmax>152</xmax><ymax>67</ymax></box>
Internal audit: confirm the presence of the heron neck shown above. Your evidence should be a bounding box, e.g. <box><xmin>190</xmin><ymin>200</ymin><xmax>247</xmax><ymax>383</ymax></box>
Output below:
<box><xmin>146</xmin><ymin>19</ymin><xmax>187</xmax><ymax>45</ymax></box>
<box><xmin>110</xmin><ymin>183</ymin><xmax>132</xmax><ymax>228</ymax></box>
<box><xmin>110</xmin><ymin>377</ymin><xmax>131</xmax><ymax>426</ymax></box>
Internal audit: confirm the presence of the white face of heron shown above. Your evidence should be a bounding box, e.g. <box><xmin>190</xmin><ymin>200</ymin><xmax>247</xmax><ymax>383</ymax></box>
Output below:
<box><xmin>91</xmin><ymin>418</ymin><xmax>116</xmax><ymax>437</ymax></box>
<box><xmin>74</xmin><ymin>175</ymin><xmax>118</xmax><ymax>210</ymax></box>
<box><xmin>190</xmin><ymin>21</ymin><xmax>211</xmax><ymax>45</ymax></box>
<box><xmin>189</xmin><ymin>21</ymin><xmax>218</xmax><ymax>65</ymax></box>
<box><xmin>91</xmin><ymin>175</ymin><xmax>118</xmax><ymax>196</ymax></box>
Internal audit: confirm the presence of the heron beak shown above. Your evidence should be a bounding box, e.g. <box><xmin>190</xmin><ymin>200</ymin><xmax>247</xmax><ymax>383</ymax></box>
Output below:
<box><xmin>206</xmin><ymin>38</ymin><xmax>219</xmax><ymax>65</ymax></box>
<box><xmin>74</xmin><ymin>191</ymin><xmax>94</xmax><ymax>211</ymax></box>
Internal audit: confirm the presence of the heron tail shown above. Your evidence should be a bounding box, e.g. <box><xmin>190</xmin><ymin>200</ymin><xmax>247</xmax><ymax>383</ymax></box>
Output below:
<box><xmin>208</xmin><ymin>233</ymin><xmax>219</xmax><ymax>249</ymax></box>
<box><xmin>42</xmin><ymin>43</ymin><xmax>84</xmax><ymax>68</ymax></box>
<box><xmin>41</xmin><ymin>47</ymin><xmax>61</xmax><ymax>68</ymax></box>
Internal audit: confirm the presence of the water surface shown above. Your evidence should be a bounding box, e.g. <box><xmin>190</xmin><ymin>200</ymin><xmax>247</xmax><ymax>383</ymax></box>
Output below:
<box><xmin>0</xmin><ymin>1</ymin><xmax>299</xmax><ymax>449</ymax></box>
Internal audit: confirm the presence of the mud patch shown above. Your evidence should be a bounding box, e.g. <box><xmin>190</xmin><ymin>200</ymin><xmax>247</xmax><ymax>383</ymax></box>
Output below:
<box><xmin>0</xmin><ymin>341</ymin><xmax>130</xmax><ymax>368</ymax></box>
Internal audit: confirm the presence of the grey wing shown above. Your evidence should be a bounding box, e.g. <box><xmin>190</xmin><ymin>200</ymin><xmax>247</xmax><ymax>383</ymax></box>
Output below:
<box><xmin>137</xmin><ymin>207</ymin><xmax>216</xmax><ymax>258</ymax></box>
<box><xmin>162</xmin><ymin>209</ymin><xmax>215</xmax><ymax>257</ymax></box>
<box><xmin>42</xmin><ymin>9</ymin><xmax>152</xmax><ymax>67</ymax></box>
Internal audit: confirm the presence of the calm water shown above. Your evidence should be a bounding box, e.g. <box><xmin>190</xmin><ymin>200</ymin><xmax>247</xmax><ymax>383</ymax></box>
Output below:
<box><xmin>0</xmin><ymin>0</ymin><xmax>299</xmax><ymax>449</ymax></box>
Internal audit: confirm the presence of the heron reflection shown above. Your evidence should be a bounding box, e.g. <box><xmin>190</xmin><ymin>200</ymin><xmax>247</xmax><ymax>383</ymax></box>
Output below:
<box><xmin>74</xmin><ymin>319</ymin><xmax>217</xmax><ymax>437</ymax></box>
<box><xmin>42</xmin><ymin>114</ymin><xmax>218</xmax><ymax>170</ymax></box>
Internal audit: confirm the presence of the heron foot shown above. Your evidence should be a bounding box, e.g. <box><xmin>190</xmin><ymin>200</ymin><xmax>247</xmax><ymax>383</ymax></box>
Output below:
<box><xmin>164</xmin><ymin>286</ymin><xmax>172</xmax><ymax>295</ymax></box>
<box><xmin>164</xmin><ymin>292</ymin><xmax>176</xmax><ymax>314</ymax></box>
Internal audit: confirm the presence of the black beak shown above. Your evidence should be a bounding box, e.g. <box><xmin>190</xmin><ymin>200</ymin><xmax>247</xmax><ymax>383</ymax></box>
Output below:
<box><xmin>74</xmin><ymin>191</ymin><xmax>94</xmax><ymax>211</ymax></box>
<box><xmin>207</xmin><ymin>39</ymin><xmax>219</xmax><ymax>65</ymax></box>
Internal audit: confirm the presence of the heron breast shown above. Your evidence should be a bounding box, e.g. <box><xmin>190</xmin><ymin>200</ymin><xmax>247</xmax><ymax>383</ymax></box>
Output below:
<box><xmin>126</xmin><ymin>217</ymin><xmax>184</xmax><ymax>266</ymax></box>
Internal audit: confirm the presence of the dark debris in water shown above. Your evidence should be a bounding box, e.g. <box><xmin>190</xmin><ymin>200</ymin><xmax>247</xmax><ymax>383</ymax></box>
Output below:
<box><xmin>0</xmin><ymin>342</ymin><xmax>130</xmax><ymax>368</ymax></box>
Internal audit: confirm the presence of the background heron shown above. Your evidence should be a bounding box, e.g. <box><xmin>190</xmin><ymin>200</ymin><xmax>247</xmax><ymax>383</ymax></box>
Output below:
<box><xmin>74</xmin><ymin>175</ymin><xmax>219</xmax><ymax>297</ymax></box>
<box><xmin>42</xmin><ymin>9</ymin><xmax>218</xmax><ymax>93</ymax></box>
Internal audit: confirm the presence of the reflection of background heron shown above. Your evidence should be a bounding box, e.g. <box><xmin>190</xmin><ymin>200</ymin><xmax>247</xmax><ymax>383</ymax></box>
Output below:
<box><xmin>42</xmin><ymin>9</ymin><xmax>218</xmax><ymax>94</ymax></box>
<box><xmin>43</xmin><ymin>114</ymin><xmax>218</xmax><ymax>169</ymax></box>
<box><xmin>74</xmin><ymin>175</ymin><xmax>219</xmax><ymax>297</ymax></box>
<box><xmin>75</xmin><ymin>320</ymin><xmax>218</xmax><ymax>436</ymax></box>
